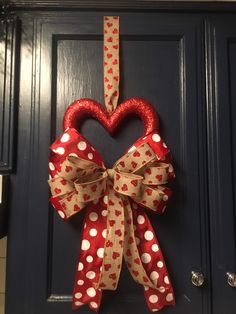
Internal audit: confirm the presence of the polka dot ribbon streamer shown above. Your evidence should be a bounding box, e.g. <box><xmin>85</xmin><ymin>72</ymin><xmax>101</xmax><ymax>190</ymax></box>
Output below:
<box><xmin>104</xmin><ymin>16</ymin><xmax>119</xmax><ymax>111</ymax></box>
<box><xmin>48</xmin><ymin>128</ymin><xmax>175</xmax><ymax>312</ymax></box>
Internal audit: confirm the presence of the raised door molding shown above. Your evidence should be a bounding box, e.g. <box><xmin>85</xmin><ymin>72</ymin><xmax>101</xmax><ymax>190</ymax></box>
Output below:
<box><xmin>4</xmin><ymin>0</ymin><xmax>236</xmax><ymax>11</ymax></box>
<box><xmin>0</xmin><ymin>6</ymin><xmax>20</xmax><ymax>173</ymax></box>
<box><xmin>205</xmin><ymin>17</ymin><xmax>236</xmax><ymax>314</ymax></box>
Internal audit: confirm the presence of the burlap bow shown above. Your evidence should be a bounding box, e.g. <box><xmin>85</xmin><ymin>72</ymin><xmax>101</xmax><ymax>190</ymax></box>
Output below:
<box><xmin>49</xmin><ymin>142</ymin><xmax>171</xmax><ymax>291</ymax></box>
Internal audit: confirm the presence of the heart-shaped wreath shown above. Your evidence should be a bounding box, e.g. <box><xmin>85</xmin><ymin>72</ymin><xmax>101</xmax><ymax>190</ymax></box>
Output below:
<box><xmin>48</xmin><ymin>97</ymin><xmax>175</xmax><ymax>312</ymax></box>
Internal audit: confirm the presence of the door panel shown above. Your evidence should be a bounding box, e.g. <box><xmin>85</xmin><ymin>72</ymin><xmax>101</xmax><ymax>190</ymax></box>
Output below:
<box><xmin>6</xmin><ymin>12</ymin><xmax>210</xmax><ymax>314</ymax></box>
<box><xmin>205</xmin><ymin>16</ymin><xmax>236</xmax><ymax>314</ymax></box>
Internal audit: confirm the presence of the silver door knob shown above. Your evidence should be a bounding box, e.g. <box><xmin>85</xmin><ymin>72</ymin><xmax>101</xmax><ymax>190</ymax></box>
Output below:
<box><xmin>191</xmin><ymin>271</ymin><xmax>205</xmax><ymax>287</ymax></box>
<box><xmin>226</xmin><ymin>272</ymin><xmax>236</xmax><ymax>287</ymax></box>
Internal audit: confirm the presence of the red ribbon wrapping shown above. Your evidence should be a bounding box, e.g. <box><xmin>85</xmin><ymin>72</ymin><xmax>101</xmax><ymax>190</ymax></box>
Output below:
<box><xmin>48</xmin><ymin>127</ymin><xmax>175</xmax><ymax>312</ymax></box>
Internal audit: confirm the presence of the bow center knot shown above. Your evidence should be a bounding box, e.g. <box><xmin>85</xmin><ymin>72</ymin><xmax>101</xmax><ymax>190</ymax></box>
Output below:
<box><xmin>107</xmin><ymin>168</ymin><xmax>115</xmax><ymax>180</ymax></box>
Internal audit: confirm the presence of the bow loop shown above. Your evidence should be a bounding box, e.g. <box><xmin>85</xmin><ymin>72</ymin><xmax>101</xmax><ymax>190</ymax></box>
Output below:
<box><xmin>113</xmin><ymin>171</ymin><xmax>143</xmax><ymax>197</ymax></box>
<box><xmin>142</xmin><ymin>163</ymin><xmax>169</xmax><ymax>185</ymax></box>
<box><xmin>115</xmin><ymin>143</ymin><xmax>156</xmax><ymax>173</ymax></box>
<box><xmin>74</xmin><ymin>171</ymin><xmax>107</xmax><ymax>203</ymax></box>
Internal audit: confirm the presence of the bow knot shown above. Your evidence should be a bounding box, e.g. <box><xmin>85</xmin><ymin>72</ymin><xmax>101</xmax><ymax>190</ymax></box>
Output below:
<box><xmin>106</xmin><ymin>168</ymin><xmax>115</xmax><ymax>180</ymax></box>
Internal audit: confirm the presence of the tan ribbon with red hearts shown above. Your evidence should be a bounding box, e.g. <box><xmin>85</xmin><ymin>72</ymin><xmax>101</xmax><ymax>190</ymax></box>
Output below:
<box><xmin>48</xmin><ymin>143</ymin><xmax>170</xmax><ymax>291</ymax></box>
<box><xmin>104</xmin><ymin>16</ymin><xmax>120</xmax><ymax>112</ymax></box>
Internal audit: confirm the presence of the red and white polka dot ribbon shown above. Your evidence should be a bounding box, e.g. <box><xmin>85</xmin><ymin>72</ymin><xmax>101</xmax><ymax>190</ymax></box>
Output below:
<box><xmin>103</xmin><ymin>16</ymin><xmax>120</xmax><ymax>112</ymax></box>
<box><xmin>48</xmin><ymin>128</ymin><xmax>175</xmax><ymax>312</ymax></box>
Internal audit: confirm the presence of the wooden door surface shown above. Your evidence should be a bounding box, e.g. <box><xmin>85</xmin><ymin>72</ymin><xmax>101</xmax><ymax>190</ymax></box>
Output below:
<box><xmin>6</xmin><ymin>10</ymin><xmax>210</xmax><ymax>314</ymax></box>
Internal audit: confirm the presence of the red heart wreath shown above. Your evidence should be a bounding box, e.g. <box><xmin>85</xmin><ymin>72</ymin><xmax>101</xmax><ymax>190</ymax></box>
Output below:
<box><xmin>48</xmin><ymin>97</ymin><xmax>175</xmax><ymax>312</ymax></box>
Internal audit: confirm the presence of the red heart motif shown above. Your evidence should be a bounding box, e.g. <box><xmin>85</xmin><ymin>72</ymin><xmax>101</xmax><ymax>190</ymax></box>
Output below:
<box><xmin>145</xmin><ymin>188</ymin><xmax>153</xmax><ymax>196</ymax></box>
<box><xmin>112</xmin><ymin>252</ymin><xmax>120</xmax><ymax>259</ymax></box>
<box><xmin>131</xmin><ymin>161</ymin><xmax>137</xmax><ymax>168</ymax></box>
<box><xmin>133</xmin><ymin>151</ymin><xmax>140</xmax><ymax>157</ymax></box>
<box><xmin>115</xmin><ymin>210</ymin><xmax>121</xmax><ymax>216</ymax></box>
<box><xmin>63</xmin><ymin>98</ymin><xmax>159</xmax><ymax>136</ymax></box>
<box><xmin>128</xmin><ymin>237</ymin><xmax>134</xmax><ymax>244</ymax></box>
<box><xmin>107</xmin><ymin>53</ymin><xmax>112</xmax><ymax>59</ymax></box>
<box><xmin>119</xmin><ymin>161</ymin><xmax>125</xmax><ymax>168</ymax></box>
<box><xmin>99</xmin><ymin>282</ymin><xmax>106</xmax><ymax>288</ymax></box>
<box><xmin>67</xmin><ymin>195</ymin><xmax>72</xmax><ymax>201</ymax></box>
<box><xmin>108</xmin><ymin>68</ymin><xmax>113</xmax><ymax>74</ymax></box>
<box><xmin>133</xmin><ymin>270</ymin><xmax>139</xmax><ymax>277</ymax></box>
<box><xmin>145</xmin><ymin>150</ymin><xmax>152</xmax><ymax>157</ymax></box>
<box><xmin>106</xmin><ymin>240</ymin><xmax>113</xmax><ymax>247</ymax></box>
<box><xmin>143</xmin><ymin>277</ymin><xmax>149</xmax><ymax>282</ymax></box>
<box><xmin>113</xmin><ymin>59</ymin><xmax>118</xmax><ymax>65</ymax></box>
<box><xmin>115</xmin><ymin>229</ymin><xmax>122</xmax><ymax>237</ymax></box>
<box><xmin>131</xmin><ymin>180</ymin><xmax>138</xmax><ymax>187</ymax></box>
<box><xmin>113</xmin><ymin>44</ymin><xmax>118</xmax><ymax>50</ymax></box>
<box><xmin>126</xmin><ymin>249</ymin><xmax>132</xmax><ymax>256</ymax></box>
<box><xmin>60</xmin><ymin>179</ymin><xmax>67</xmax><ymax>185</ymax></box>
<box><xmin>109</xmin><ymin>273</ymin><xmax>117</xmax><ymax>280</ymax></box>
<box><xmin>74</xmin><ymin>204</ymin><xmax>80</xmax><ymax>211</ymax></box>
<box><xmin>116</xmin><ymin>174</ymin><xmax>121</xmax><ymax>180</ymax></box>
<box><xmin>104</xmin><ymin>264</ymin><xmax>112</xmax><ymax>271</ymax></box>
<box><xmin>121</xmin><ymin>184</ymin><xmax>128</xmax><ymax>192</ymax></box>
<box><xmin>83</xmin><ymin>194</ymin><xmax>90</xmax><ymax>201</ymax></box>
<box><xmin>156</xmin><ymin>174</ymin><xmax>163</xmax><ymax>181</ymax></box>
<box><xmin>134</xmin><ymin>258</ymin><xmax>140</xmax><ymax>265</ymax></box>
<box><xmin>55</xmin><ymin>188</ymin><xmax>61</xmax><ymax>194</ymax></box>
<box><xmin>107</xmin><ymin>37</ymin><xmax>113</xmax><ymax>42</ymax></box>
<box><xmin>65</xmin><ymin>166</ymin><xmax>73</xmax><ymax>172</ymax></box>
<box><xmin>108</xmin><ymin>200</ymin><xmax>115</xmax><ymax>206</ymax></box>
<box><xmin>109</xmin><ymin>220</ymin><xmax>115</xmax><ymax>227</ymax></box>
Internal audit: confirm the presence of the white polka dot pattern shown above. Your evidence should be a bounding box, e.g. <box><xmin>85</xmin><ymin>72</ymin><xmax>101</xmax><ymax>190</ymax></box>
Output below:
<box><xmin>73</xmin><ymin>203</ymin><xmax>106</xmax><ymax>310</ymax></box>
<box><xmin>89</xmin><ymin>228</ymin><xmax>97</xmax><ymax>237</ymax></box>
<box><xmin>87</xmin><ymin>287</ymin><xmax>96</xmax><ymax>297</ymax></box>
<box><xmin>81</xmin><ymin>240</ymin><xmax>90</xmax><ymax>250</ymax></box>
<box><xmin>77</xmin><ymin>141</ymin><xmax>87</xmax><ymax>151</ymax></box>
<box><xmin>149</xmin><ymin>294</ymin><xmax>158</xmax><ymax>303</ymax></box>
<box><xmin>141</xmin><ymin>253</ymin><xmax>151</xmax><ymax>264</ymax></box>
<box><xmin>49</xmin><ymin>162</ymin><xmax>55</xmax><ymax>171</ymax></box>
<box><xmin>97</xmin><ymin>248</ymin><xmax>104</xmax><ymax>258</ymax></box>
<box><xmin>60</xmin><ymin>133</ymin><xmax>70</xmax><ymax>143</ymax></box>
<box><xmin>86</xmin><ymin>256</ymin><xmax>93</xmax><ymax>263</ymax></box>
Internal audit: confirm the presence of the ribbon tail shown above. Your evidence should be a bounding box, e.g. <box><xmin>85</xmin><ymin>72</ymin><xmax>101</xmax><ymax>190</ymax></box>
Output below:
<box><xmin>123</xmin><ymin>199</ymin><xmax>156</xmax><ymax>288</ymax></box>
<box><xmin>72</xmin><ymin>201</ymin><xmax>107</xmax><ymax>312</ymax></box>
<box><xmin>97</xmin><ymin>185</ymin><xmax>124</xmax><ymax>290</ymax></box>
<box><xmin>131</xmin><ymin>201</ymin><xmax>175</xmax><ymax>311</ymax></box>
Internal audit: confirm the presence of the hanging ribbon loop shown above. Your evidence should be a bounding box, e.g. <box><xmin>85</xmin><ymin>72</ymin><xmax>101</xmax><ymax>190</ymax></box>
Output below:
<box><xmin>104</xmin><ymin>16</ymin><xmax>120</xmax><ymax>111</ymax></box>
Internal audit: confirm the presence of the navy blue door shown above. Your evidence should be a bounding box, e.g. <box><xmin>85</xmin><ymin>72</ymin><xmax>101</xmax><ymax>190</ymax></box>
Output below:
<box><xmin>205</xmin><ymin>16</ymin><xmax>236</xmax><ymax>314</ymax></box>
<box><xmin>6</xmin><ymin>10</ymin><xmax>212</xmax><ymax>314</ymax></box>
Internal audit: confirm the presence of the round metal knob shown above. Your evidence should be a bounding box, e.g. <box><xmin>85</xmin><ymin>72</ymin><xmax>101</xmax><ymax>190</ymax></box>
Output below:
<box><xmin>226</xmin><ymin>272</ymin><xmax>236</xmax><ymax>287</ymax></box>
<box><xmin>191</xmin><ymin>271</ymin><xmax>205</xmax><ymax>287</ymax></box>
